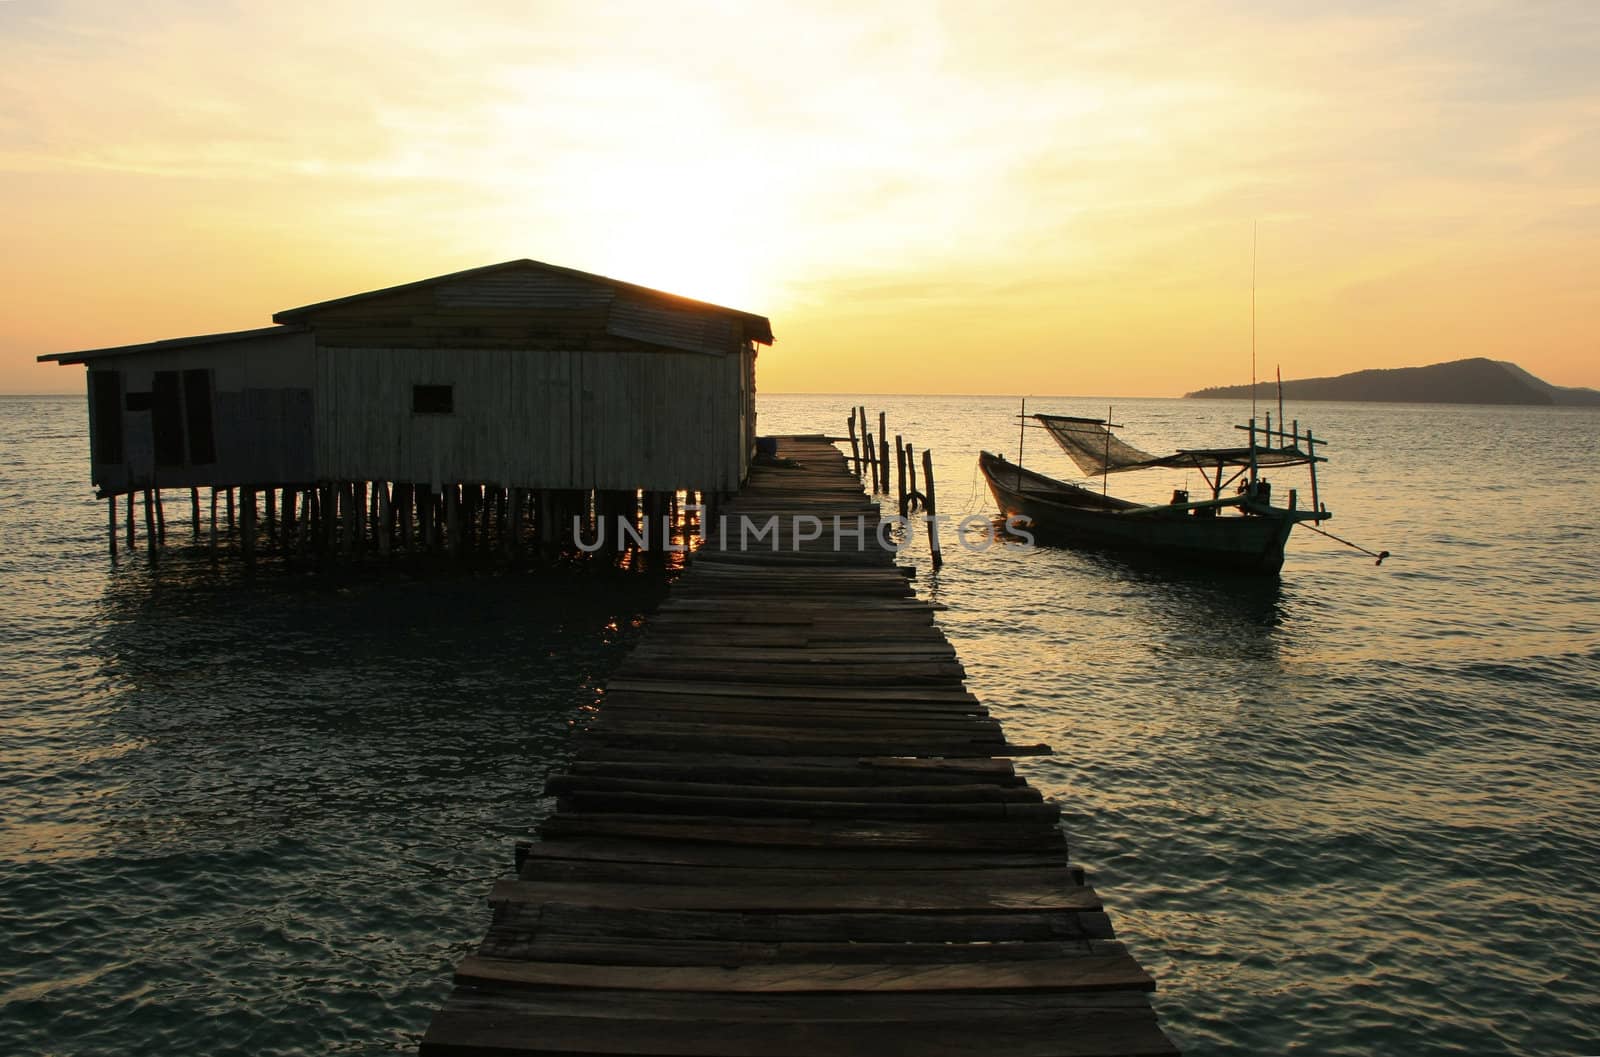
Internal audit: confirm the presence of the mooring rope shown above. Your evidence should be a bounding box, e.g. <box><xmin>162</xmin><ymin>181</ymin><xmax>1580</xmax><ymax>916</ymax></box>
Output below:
<box><xmin>1305</xmin><ymin>522</ymin><xmax>1391</xmax><ymax>565</ymax></box>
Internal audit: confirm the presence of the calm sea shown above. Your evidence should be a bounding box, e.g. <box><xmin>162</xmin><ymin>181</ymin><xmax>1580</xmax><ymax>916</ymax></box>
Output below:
<box><xmin>1</xmin><ymin>393</ymin><xmax>1596</xmax><ymax>1056</ymax></box>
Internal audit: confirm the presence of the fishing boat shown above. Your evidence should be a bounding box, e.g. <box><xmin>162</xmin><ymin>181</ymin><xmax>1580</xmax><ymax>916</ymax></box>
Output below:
<box><xmin>979</xmin><ymin>410</ymin><xmax>1331</xmax><ymax>574</ymax></box>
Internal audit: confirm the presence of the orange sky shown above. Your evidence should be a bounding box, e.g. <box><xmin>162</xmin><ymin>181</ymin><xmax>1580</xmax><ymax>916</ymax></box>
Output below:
<box><xmin>4</xmin><ymin>1</ymin><xmax>1597</xmax><ymax>395</ymax></box>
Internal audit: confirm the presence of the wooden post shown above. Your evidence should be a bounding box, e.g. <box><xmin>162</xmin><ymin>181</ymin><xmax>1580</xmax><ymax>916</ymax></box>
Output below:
<box><xmin>209</xmin><ymin>488</ymin><xmax>218</xmax><ymax>553</ymax></box>
<box><xmin>906</xmin><ymin>442</ymin><xmax>918</xmax><ymax>497</ymax></box>
<box><xmin>107</xmin><ymin>495</ymin><xmax>118</xmax><ymax>559</ymax></box>
<box><xmin>264</xmin><ymin>487</ymin><xmax>277</xmax><ymax>544</ymax></box>
<box><xmin>339</xmin><ymin>483</ymin><xmax>353</xmax><ymax>558</ymax></box>
<box><xmin>922</xmin><ymin>448</ymin><xmax>942</xmax><ymax>571</ymax></box>
<box><xmin>354</xmin><ymin>481</ymin><xmax>367</xmax><ymax>552</ymax></box>
<box><xmin>398</xmin><ymin>484</ymin><xmax>413</xmax><ymax>551</ymax></box>
<box><xmin>505</xmin><ymin>487</ymin><xmax>522</xmax><ymax>556</ymax></box>
<box><xmin>445</xmin><ymin>485</ymin><xmax>461</xmax><ymax>556</ymax></box>
<box><xmin>153</xmin><ymin>488</ymin><xmax>166</xmax><ymax>543</ymax></box>
<box><xmin>846</xmin><ymin>414</ymin><xmax>860</xmax><ymax>475</ymax></box>
<box><xmin>1307</xmin><ymin>429</ymin><xmax>1321</xmax><ymax>519</ymax></box>
<box><xmin>190</xmin><ymin>487</ymin><xmax>201</xmax><ymax>539</ymax></box>
<box><xmin>282</xmin><ymin>488</ymin><xmax>297</xmax><ymax>553</ymax></box>
<box><xmin>895</xmin><ymin>435</ymin><xmax>907</xmax><ymax>513</ymax></box>
<box><xmin>376</xmin><ymin>482</ymin><xmax>392</xmax><ymax>556</ymax></box>
<box><xmin>864</xmin><ymin>432</ymin><xmax>879</xmax><ymax>492</ymax></box>
<box><xmin>857</xmin><ymin>406</ymin><xmax>868</xmax><ymax>476</ymax></box>
<box><xmin>142</xmin><ymin>488</ymin><xmax>156</xmax><ymax>555</ymax></box>
<box><xmin>126</xmin><ymin>491</ymin><xmax>136</xmax><ymax>549</ymax></box>
<box><xmin>878</xmin><ymin>411</ymin><xmax>889</xmax><ymax>489</ymax></box>
<box><xmin>322</xmin><ymin>483</ymin><xmax>337</xmax><ymax>554</ymax></box>
<box><xmin>225</xmin><ymin>488</ymin><xmax>235</xmax><ymax>532</ymax></box>
<box><xmin>538</xmin><ymin>490</ymin><xmax>555</xmax><ymax>546</ymax></box>
<box><xmin>241</xmin><ymin>487</ymin><xmax>257</xmax><ymax>566</ymax></box>
<box><xmin>305</xmin><ymin>487</ymin><xmax>317</xmax><ymax>551</ymax></box>
<box><xmin>479</xmin><ymin>486</ymin><xmax>495</xmax><ymax>550</ymax></box>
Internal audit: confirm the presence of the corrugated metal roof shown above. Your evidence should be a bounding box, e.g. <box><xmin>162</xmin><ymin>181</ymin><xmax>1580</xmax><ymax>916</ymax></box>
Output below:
<box><xmin>38</xmin><ymin>325</ymin><xmax>307</xmax><ymax>365</ymax></box>
<box><xmin>606</xmin><ymin>299</ymin><xmax>736</xmax><ymax>356</ymax></box>
<box><xmin>272</xmin><ymin>259</ymin><xmax>774</xmax><ymax>344</ymax></box>
<box><xmin>434</xmin><ymin>272</ymin><xmax>615</xmax><ymax>309</ymax></box>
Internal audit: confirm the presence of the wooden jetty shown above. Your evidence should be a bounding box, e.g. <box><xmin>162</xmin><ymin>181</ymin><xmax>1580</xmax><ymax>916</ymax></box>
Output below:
<box><xmin>420</xmin><ymin>436</ymin><xmax>1177</xmax><ymax>1057</ymax></box>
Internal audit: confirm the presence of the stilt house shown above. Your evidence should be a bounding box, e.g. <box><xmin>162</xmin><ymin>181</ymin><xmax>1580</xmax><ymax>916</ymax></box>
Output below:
<box><xmin>40</xmin><ymin>260</ymin><xmax>774</xmax><ymax>556</ymax></box>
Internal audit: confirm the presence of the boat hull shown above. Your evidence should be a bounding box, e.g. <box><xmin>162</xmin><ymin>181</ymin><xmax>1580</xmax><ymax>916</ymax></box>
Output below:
<box><xmin>979</xmin><ymin>451</ymin><xmax>1299</xmax><ymax>574</ymax></box>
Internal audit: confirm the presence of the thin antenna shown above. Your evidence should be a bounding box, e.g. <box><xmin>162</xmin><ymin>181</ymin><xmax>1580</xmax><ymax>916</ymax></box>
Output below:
<box><xmin>1276</xmin><ymin>364</ymin><xmax>1285</xmax><ymax>446</ymax></box>
<box><xmin>1251</xmin><ymin>221</ymin><xmax>1258</xmax><ymax>422</ymax></box>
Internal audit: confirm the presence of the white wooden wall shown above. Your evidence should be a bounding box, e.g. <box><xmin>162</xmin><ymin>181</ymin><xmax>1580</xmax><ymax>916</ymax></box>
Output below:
<box><xmin>83</xmin><ymin>329</ymin><xmax>315</xmax><ymax>492</ymax></box>
<box><xmin>315</xmin><ymin>346</ymin><xmax>746</xmax><ymax>491</ymax></box>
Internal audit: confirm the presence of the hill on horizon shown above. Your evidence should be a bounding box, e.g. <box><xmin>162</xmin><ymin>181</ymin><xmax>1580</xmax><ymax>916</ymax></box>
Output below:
<box><xmin>1185</xmin><ymin>358</ymin><xmax>1600</xmax><ymax>406</ymax></box>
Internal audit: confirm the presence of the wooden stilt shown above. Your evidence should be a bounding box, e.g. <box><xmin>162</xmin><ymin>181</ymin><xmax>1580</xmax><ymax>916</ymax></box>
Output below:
<box><xmin>282</xmin><ymin>488</ymin><xmax>297</xmax><ymax>554</ymax></box>
<box><xmin>143</xmin><ymin>488</ymin><xmax>156</xmax><ymax>557</ymax></box>
<box><xmin>377</xmin><ymin>481</ymin><xmax>392</xmax><ymax>556</ymax></box>
<box><xmin>342</xmin><ymin>483</ymin><xmax>356</xmax><ymax>558</ymax></box>
<box><xmin>322</xmin><ymin>483</ymin><xmax>337</xmax><ymax>554</ymax></box>
<box><xmin>153</xmin><ymin>487</ymin><xmax>166</xmax><ymax>543</ymax></box>
<box><xmin>445</xmin><ymin>485</ymin><xmax>461</xmax><ymax>555</ymax></box>
<box><xmin>241</xmin><ymin>488</ymin><xmax>257</xmax><ymax>567</ymax></box>
<box><xmin>479</xmin><ymin>485</ymin><xmax>495</xmax><ymax>550</ymax></box>
<box><xmin>265</xmin><ymin>488</ymin><xmax>277</xmax><ymax>544</ymax></box>
<box><xmin>190</xmin><ymin>487</ymin><xmax>201</xmax><ymax>539</ymax></box>
<box><xmin>226</xmin><ymin>488</ymin><xmax>235</xmax><ymax>531</ymax></box>
<box><xmin>846</xmin><ymin>414</ymin><xmax>860</xmax><ymax>474</ymax></box>
<box><xmin>354</xmin><ymin>481</ymin><xmax>367</xmax><ymax>553</ymax></box>
<box><xmin>538</xmin><ymin>490</ymin><xmax>555</xmax><ymax>546</ymax></box>
<box><xmin>209</xmin><ymin>488</ymin><xmax>218</xmax><ymax>553</ymax></box>
<box><xmin>126</xmin><ymin>491</ymin><xmax>136</xmax><ymax>549</ymax></box>
<box><xmin>896</xmin><ymin>434</ymin><xmax>907</xmax><ymax>513</ymax></box>
<box><xmin>878</xmin><ymin>411</ymin><xmax>890</xmax><ymax>489</ymax></box>
<box><xmin>304</xmin><ymin>488</ymin><xmax>317</xmax><ymax>554</ymax></box>
<box><xmin>108</xmin><ymin>495</ymin><xmax>118</xmax><ymax>559</ymax></box>
<box><xmin>505</xmin><ymin>487</ymin><xmax>522</xmax><ymax>556</ymax></box>
<box><xmin>922</xmin><ymin>448</ymin><xmax>942</xmax><ymax>571</ymax></box>
<box><xmin>398</xmin><ymin>483</ymin><xmax>413</xmax><ymax>551</ymax></box>
<box><xmin>864</xmin><ymin>433</ymin><xmax>879</xmax><ymax>492</ymax></box>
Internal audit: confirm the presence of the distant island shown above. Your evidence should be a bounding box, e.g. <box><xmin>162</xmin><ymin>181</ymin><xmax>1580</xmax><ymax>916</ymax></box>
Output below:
<box><xmin>1186</xmin><ymin>358</ymin><xmax>1600</xmax><ymax>406</ymax></box>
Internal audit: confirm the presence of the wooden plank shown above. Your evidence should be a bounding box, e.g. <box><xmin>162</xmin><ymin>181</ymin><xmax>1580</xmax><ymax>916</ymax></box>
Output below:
<box><xmin>500</xmin><ymin>902</ymin><xmax>1111</xmax><ymax>944</ymax></box>
<box><xmin>543</xmin><ymin>776</ymin><xmax>1040</xmax><ymax>803</ymax></box>
<box><xmin>551</xmin><ymin>791</ymin><xmax>1062</xmax><ymax>824</ymax></box>
<box><xmin>537</xmin><ymin>815</ymin><xmax>1067</xmax><ymax>852</ymax></box>
<box><xmin>576</xmin><ymin>731</ymin><xmax>1051</xmax><ymax>758</ymax></box>
<box><xmin>518</xmin><ymin>861</ymin><xmax>1083</xmax><ymax>892</ymax></box>
<box><xmin>598</xmin><ymin>689</ymin><xmax>989</xmax><ymax>716</ymax></box>
<box><xmin>602</xmin><ymin>678</ymin><xmax>980</xmax><ymax>705</ymax></box>
<box><xmin>563</xmin><ymin>754</ymin><xmax>1024</xmax><ymax>784</ymax></box>
<box><xmin>488</xmin><ymin>878</ymin><xmax>1097</xmax><ymax>913</ymax></box>
<box><xmin>486</xmin><ymin>936</ymin><xmax>1116</xmax><ymax>967</ymax></box>
<box><xmin>519</xmin><ymin>839</ymin><xmax>1063</xmax><ymax>872</ymax></box>
<box><xmin>422</xmin><ymin>994</ymin><xmax>1177</xmax><ymax>1057</ymax></box>
<box><xmin>456</xmin><ymin>948</ymin><xmax>1155</xmax><ymax>993</ymax></box>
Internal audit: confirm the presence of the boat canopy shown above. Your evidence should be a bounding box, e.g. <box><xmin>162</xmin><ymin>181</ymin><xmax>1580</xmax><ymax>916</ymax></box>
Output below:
<box><xmin>1035</xmin><ymin>413</ymin><xmax>1317</xmax><ymax>477</ymax></box>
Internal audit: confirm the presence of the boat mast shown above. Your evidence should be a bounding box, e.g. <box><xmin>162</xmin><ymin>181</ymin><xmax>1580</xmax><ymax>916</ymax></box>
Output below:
<box><xmin>1102</xmin><ymin>405</ymin><xmax>1111</xmax><ymax>497</ymax></box>
<box><xmin>1016</xmin><ymin>396</ymin><xmax>1026</xmax><ymax>490</ymax></box>
<box><xmin>1250</xmin><ymin>222</ymin><xmax>1258</xmax><ymax>426</ymax></box>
